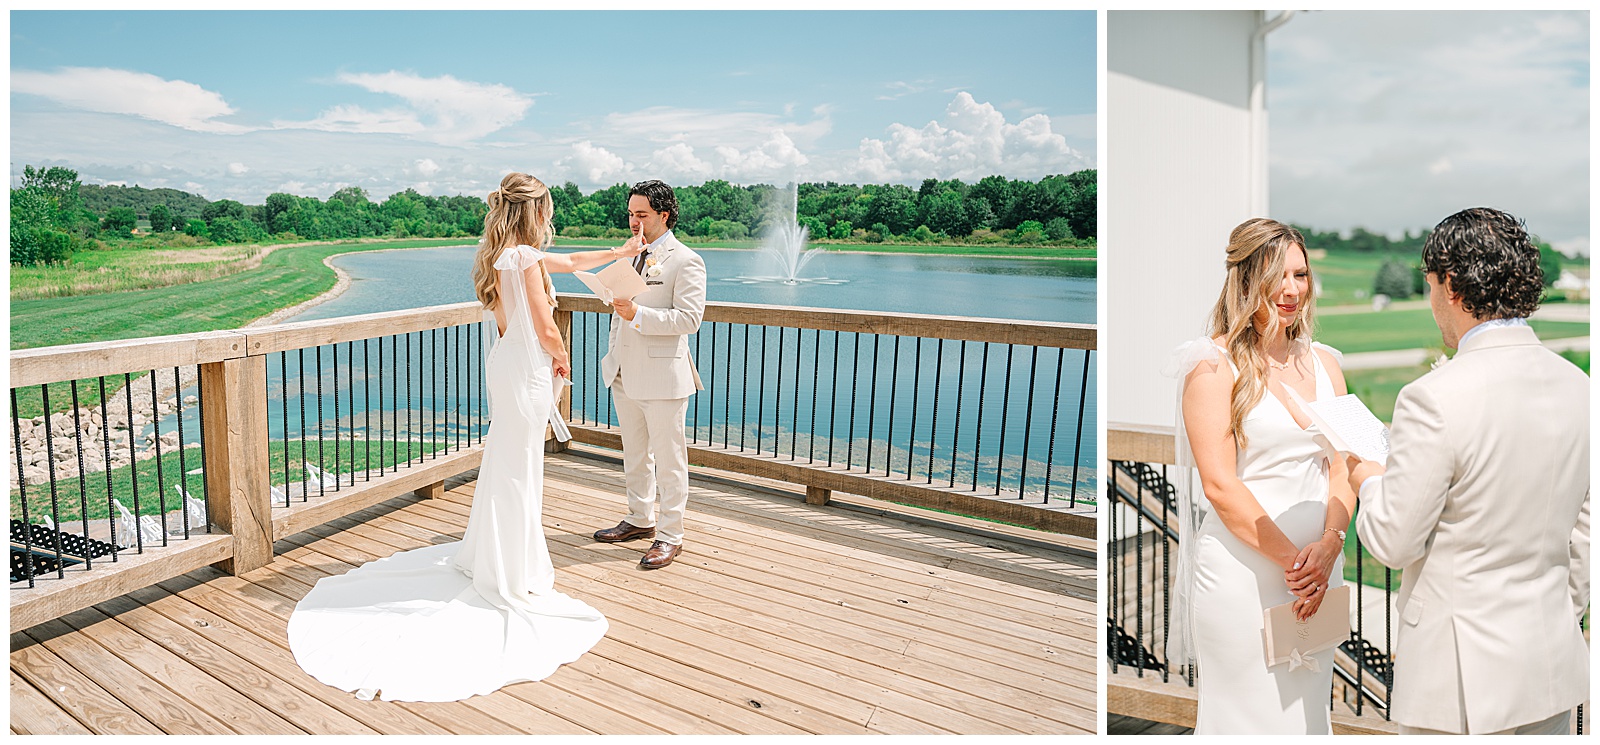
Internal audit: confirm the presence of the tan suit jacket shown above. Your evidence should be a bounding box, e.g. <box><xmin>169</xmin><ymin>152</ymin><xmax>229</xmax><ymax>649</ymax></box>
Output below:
<box><xmin>600</xmin><ymin>231</ymin><xmax>705</xmax><ymax>400</ymax></box>
<box><xmin>1355</xmin><ymin>325</ymin><xmax>1590</xmax><ymax>733</ymax></box>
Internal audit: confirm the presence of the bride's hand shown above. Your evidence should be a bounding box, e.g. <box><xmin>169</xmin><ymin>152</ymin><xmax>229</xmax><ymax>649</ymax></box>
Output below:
<box><xmin>552</xmin><ymin>357</ymin><xmax>571</xmax><ymax>379</ymax></box>
<box><xmin>1285</xmin><ymin>533</ymin><xmax>1340</xmax><ymax>597</ymax></box>
<box><xmin>1292</xmin><ymin>583</ymin><xmax>1327</xmax><ymax>621</ymax></box>
<box><xmin>612</xmin><ymin>233</ymin><xmax>645</xmax><ymax>259</ymax></box>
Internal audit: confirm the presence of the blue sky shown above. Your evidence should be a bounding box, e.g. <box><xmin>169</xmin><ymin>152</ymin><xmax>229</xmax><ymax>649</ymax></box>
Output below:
<box><xmin>11</xmin><ymin>10</ymin><xmax>1097</xmax><ymax>203</ymax></box>
<box><xmin>1267</xmin><ymin>10</ymin><xmax>1589</xmax><ymax>254</ymax></box>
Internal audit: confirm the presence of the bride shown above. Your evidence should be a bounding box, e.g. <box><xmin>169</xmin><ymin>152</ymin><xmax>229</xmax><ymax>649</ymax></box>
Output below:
<box><xmin>288</xmin><ymin>172</ymin><xmax>644</xmax><ymax>702</ymax></box>
<box><xmin>1167</xmin><ymin>218</ymin><xmax>1356</xmax><ymax>734</ymax></box>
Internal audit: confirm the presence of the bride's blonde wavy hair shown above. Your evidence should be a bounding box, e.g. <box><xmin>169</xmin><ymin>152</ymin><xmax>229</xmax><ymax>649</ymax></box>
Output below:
<box><xmin>1207</xmin><ymin>218</ymin><xmax>1315</xmax><ymax>450</ymax></box>
<box><xmin>473</xmin><ymin>172</ymin><xmax>558</xmax><ymax>311</ymax></box>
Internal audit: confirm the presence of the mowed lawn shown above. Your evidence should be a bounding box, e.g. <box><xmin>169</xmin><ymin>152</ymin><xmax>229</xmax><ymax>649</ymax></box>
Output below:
<box><xmin>1315</xmin><ymin>308</ymin><xmax>1588</xmax><ymax>354</ymax></box>
<box><xmin>10</xmin><ymin>239</ymin><xmax>470</xmax><ymax>351</ymax></box>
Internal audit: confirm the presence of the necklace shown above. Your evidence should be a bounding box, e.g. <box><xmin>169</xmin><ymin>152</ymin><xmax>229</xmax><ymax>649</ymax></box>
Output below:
<box><xmin>1268</xmin><ymin>352</ymin><xmax>1292</xmax><ymax>370</ymax></box>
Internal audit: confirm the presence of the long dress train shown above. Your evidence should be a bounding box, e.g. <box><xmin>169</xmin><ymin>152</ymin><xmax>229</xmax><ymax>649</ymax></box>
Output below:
<box><xmin>287</xmin><ymin>244</ymin><xmax>606</xmax><ymax>702</ymax></box>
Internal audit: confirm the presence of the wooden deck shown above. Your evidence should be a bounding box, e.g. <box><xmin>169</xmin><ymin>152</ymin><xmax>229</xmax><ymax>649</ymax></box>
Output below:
<box><xmin>11</xmin><ymin>449</ymin><xmax>1095</xmax><ymax>735</ymax></box>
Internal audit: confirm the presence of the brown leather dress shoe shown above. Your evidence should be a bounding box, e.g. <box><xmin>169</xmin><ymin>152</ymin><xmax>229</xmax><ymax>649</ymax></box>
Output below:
<box><xmin>593</xmin><ymin>521</ymin><xmax>656</xmax><ymax>543</ymax></box>
<box><xmin>639</xmin><ymin>541</ymin><xmax>682</xmax><ymax>569</ymax></box>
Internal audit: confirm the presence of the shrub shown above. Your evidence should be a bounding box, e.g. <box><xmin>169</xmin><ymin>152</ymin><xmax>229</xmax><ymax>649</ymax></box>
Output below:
<box><xmin>1373</xmin><ymin>258</ymin><xmax>1416</xmax><ymax>300</ymax></box>
<box><xmin>1046</xmin><ymin>217</ymin><xmax>1074</xmax><ymax>241</ymax></box>
<box><xmin>184</xmin><ymin>219</ymin><xmax>211</xmax><ymax>239</ymax></box>
<box><xmin>10</xmin><ymin>226</ymin><xmax>77</xmax><ymax>265</ymax></box>
<box><xmin>910</xmin><ymin>224</ymin><xmax>935</xmax><ymax>242</ymax></box>
<box><xmin>829</xmin><ymin>220</ymin><xmax>852</xmax><ymax>240</ymax></box>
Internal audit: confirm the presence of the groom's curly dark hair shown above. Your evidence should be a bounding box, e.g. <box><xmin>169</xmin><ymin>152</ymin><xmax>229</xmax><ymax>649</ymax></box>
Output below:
<box><xmin>629</xmin><ymin>179</ymin><xmax>679</xmax><ymax>230</ymax></box>
<box><xmin>1421</xmin><ymin>207</ymin><xmax>1545</xmax><ymax>320</ymax></box>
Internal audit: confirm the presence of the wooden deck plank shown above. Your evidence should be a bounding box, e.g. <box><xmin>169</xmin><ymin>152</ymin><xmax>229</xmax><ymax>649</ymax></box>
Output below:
<box><xmin>294</xmin><ymin>515</ymin><xmax>887</xmax><ymax>734</ymax></box>
<box><xmin>533</xmin><ymin>490</ymin><xmax>1094</xmax><ymax>677</ymax></box>
<box><xmin>11</xmin><ymin>451</ymin><xmax>1096</xmax><ymax>735</ymax></box>
<box><xmin>90</xmin><ymin>593</ymin><xmax>378</xmax><ymax>734</ymax></box>
<box><xmin>120</xmin><ymin>583</ymin><xmax>453</xmax><ymax>735</ymax></box>
<box><xmin>14</xmin><ymin>622</ymin><xmax>215</xmax><ymax>735</ymax></box>
<box><xmin>54</xmin><ymin>605</ymin><xmax>304</xmax><ymax>734</ymax></box>
<box><xmin>9</xmin><ymin>669</ymin><xmax>93</xmax><ymax>735</ymax></box>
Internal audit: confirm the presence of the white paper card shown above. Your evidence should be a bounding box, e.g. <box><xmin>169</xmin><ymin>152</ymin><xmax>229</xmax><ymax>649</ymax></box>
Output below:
<box><xmin>574</xmin><ymin>261</ymin><xmax>647</xmax><ymax>305</ymax></box>
<box><xmin>1285</xmin><ymin>387</ymin><xmax>1391</xmax><ymax>464</ymax></box>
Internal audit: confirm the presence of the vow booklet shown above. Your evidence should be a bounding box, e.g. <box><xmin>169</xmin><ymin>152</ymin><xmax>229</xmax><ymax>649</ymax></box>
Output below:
<box><xmin>574</xmin><ymin>261</ymin><xmax>647</xmax><ymax>305</ymax></box>
<box><xmin>1262</xmin><ymin>584</ymin><xmax>1350</xmax><ymax>668</ymax></box>
<box><xmin>1284</xmin><ymin>387</ymin><xmax>1391</xmax><ymax>464</ymax></box>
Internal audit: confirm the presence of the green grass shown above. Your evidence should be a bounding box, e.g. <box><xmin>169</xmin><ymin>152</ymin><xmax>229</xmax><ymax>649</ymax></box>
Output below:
<box><xmin>1309</xmin><ymin>252</ymin><xmax>1402</xmax><ymax>307</ymax></box>
<box><xmin>10</xmin><ymin>238</ymin><xmax>469</xmax><ymax>352</ymax></box>
<box><xmin>10</xmin><ymin>438</ymin><xmax>454</xmax><ymax>523</ymax></box>
<box><xmin>1316</xmin><ymin>309</ymin><xmax>1588</xmax><ymax>354</ymax></box>
<box><xmin>1342</xmin><ymin>366</ymin><xmax>1423</xmax><ymax>423</ymax></box>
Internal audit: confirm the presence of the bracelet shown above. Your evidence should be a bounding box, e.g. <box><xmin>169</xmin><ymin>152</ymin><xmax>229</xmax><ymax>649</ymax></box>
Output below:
<box><xmin>1323</xmin><ymin>528</ymin><xmax>1346</xmax><ymax>542</ymax></box>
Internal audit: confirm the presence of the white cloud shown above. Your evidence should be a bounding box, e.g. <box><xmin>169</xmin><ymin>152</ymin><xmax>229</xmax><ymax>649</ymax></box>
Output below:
<box><xmin>558</xmin><ymin>141</ymin><xmax>628</xmax><ymax>184</ymax></box>
<box><xmin>714</xmin><ymin>130</ymin><xmax>810</xmax><ymax>182</ymax></box>
<box><xmin>227</xmin><ymin>162</ymin><xmax>249</xmax><ymax>175</ymax></box>
<box><xmin>11</xmin><ymin>67</ymin><xmax>247</xmax><ymax>133</ymax></box>
<box><xmin>600</xmin><ymin>105</ymin><xmax>832</xmax><ymax>150</ymax></box>
<box><xmin>646</xmin><ymin>143</ymin><xmax>714</xmax><ymax>181</ymax></box>
<box><xmin>414</xmin><ymin>158</ymin><xmax>441</xmax><ymax>178</ymax></box>
<box><xmin>277</xmin><ymin>71</ymin><xmax>532</xmax><ymax>145</ymax></box>
<box><xmin>843</xmin><ymin>92</ymin><xmax>1091</xmax><ymax>183</ymax></box>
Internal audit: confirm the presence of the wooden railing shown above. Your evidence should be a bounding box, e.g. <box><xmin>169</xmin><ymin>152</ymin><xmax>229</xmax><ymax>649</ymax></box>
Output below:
<box><xmin>10</xmin><ymin>296</ymin><xmax>1094</xmax><ymax>630</ymax></box>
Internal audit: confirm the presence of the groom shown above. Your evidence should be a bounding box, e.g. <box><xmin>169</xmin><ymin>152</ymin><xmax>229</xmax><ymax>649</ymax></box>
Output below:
<box><xmin>592</xmin><ymin>180</ymin><xmax>706</xmax><ymax>569</ymax></box>
<box><xmin>1346</xmin><ymin>207</ymin><xmax>1589</xmax><ymax>735</ymax></box>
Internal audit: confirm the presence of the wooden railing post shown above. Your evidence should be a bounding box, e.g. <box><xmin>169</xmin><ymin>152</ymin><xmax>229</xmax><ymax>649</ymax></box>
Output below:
<box><xmin>547</xmin><ymin>307</ymin><xmax>574</xmax><ymax>454</ymax></box>
<box><xmin>200</xmin><ymin>355</ymin><xmax>272</xmax><ymax>575</ymax></box>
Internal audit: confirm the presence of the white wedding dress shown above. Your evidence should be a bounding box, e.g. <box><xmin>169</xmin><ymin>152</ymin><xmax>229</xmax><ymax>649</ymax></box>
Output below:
<box><xmin>1170</xmin><ymin>337</ymin><xmax>1343</xmax><ymax>734</ymax></box>
<box><xmin>288</xmin><ymin>244</ymin><xmax>607</xmax><ymax>702</ymax></box>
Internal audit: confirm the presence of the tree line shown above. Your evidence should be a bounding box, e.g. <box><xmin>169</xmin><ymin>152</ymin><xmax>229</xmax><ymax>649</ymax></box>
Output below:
<box><xmin>9</xmin><ymin>164</ymin><xmax>1096</xmax><ymax>265</ymax></box>
<box><xmin>1293</xmin><ymin>223</ymin><xmax>1566</xmax><ymax>300</ymax></box>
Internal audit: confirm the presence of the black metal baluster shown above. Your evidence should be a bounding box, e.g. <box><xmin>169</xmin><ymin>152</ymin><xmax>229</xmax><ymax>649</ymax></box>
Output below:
<box><xmin>972</xmin><ymin>342</ymin><xmax>990</xmax><ymax>491</ymax></box>
<box><xmin>281</xmin><ymin>352</ymin><xmax>291</xmax><ymax>502</ymax></box>
<box><xmin>196</xmin><ymin>369</ymin><xmax>208</xmax><ymax>533</ymax></box>
<box><xmin>40</xmin><ymin>385</ymin><xmax>67</xmax><ymax>570</ymax></box>
<box><xmin>692</xmin><ymin>321</ymin><xmax>702</xmax><ymax>439</ymax></box>
<box><xmin>405</xmin><ymin>332</ymin><xmax>413</xmax><ymax>466</ymax></box>
<box><xmin>1385</xmin><ymin>566</ymin><xmax>1393</xmax><ymax>718</ymax></box>
<box><xmin>740</xmin><ymin>324</ymin><xmax>750</xmax><ymax>450</ymax></box>
<box><xmin>365</xmin><ymin>338</ymin><xmax>373</xmax><ymax>479</ymax></box>
<box><xmin>994</xmin><ymin>344</ymin><xmax>1015</xmax><ymax>496</ymax></box>
<box><xmin>98</xmin><ymin>378</ymin><xmax>119</xmax><ymax>554</ymax></box>
<box><xmin>907</xmin><ymin>337</ymin><xmax>921</xmax><ymax>479</ymax></box>
<box><xmin>1356</xmin><ymin>529</ymin><xmax>1365</xmax><ymax>715</ymax></box>
<box><xmin>885</xmin><ymin>335</ymin><xmax>899</xmax><ymax>476</ymax></box>
<box><xmin>847</xmin><ymin>332</ymin><xmax>860</xmax><ymax>468</ymax></box>
<box><xmin>768</xmin><ymin>329</ymin><xmax>780</xmax><ymax>457</ymax></box>
<box><xmin>316</xmin><ymin>345</ymin><xmax>326</xmax><ymax>496</ymax></box>
<box><xmin>442</xmin><ymin>329</ymin><xmax>450</xmax><ymax>455</ymax></box>
<box><xmin>791</xmin><ymin>326</ymin><xmax>802</xmax><ymax>460</ymax></box>
<box><xmin>330</xmin><ymin>344</ymin><xmax>339</xmax><ymax>490</ymax></box>
<box><xmin>1043</xmin><ymin>347</ymin><xmax>1064</xmax><ymax>504</ymax></box>
<box><xmin>348</xmin><ymin>341</ymin><xmax>355</xmax><ymax>479</ymax></box>
<box><xmin>1136</xmin><ymin>480</ymin><xmax>1145</xmax><ymax>677</ymax></box>
<box><xmin>170</xmin><ymin>369</ymin><xmax>188</xmax><ymax>536</ymax></box>
<box><xmin>756</xmin><ymin>326</ymin><xmax>767</xmax><ymax>453</ymax></box>
<box><xmin>70</xmin><ymin>381</ymin><xmax>92</xmax><ymax>559</ymax></box>
<box><xmin>927</xmin><ymin>338</ymin><xmax>943</xmax><ymax>484</ymax></box>
<box><xmin>150</xmin><ymin>372</ymin><xmax>168</xmax><ymax>545</ymax></box>
<box><xmin>809</xmin><ymin>328</ymin><xmax>821</xmax><ymax>464</ymax></box>
<box><xmin>950</xmin><ymin>340</ymin><xmax>967</xmax><ymax>487</ymax></box>
<box><xmin>721</xmin><ymin>323</ymin><xmax>731</xmax><ymax>447</ymax></box>
<box><xmin>1070</xmin><ymin>349</ymin><xmax>1090</xmax><ymax>507</ymax></box>
<box><xmin>1108</xmin><ymin>471</ymin><xmax>1119</xmax><ymax>674</ymax></box>
<box><xmin>828</xmin><ymin>330</ymin><xmax>839</xmax><ymax>466</ymax></box>
<box><xmin>14</xmin><ymin>390</ymin><xmax>38</xmax><ymax>584</ymax></box>
<box><xmin>299</xmin><ymin>348</ymin><xmax>309</xmax><ymax>501</ymax></box>
<box><xmin>376</xmin><ymin>339</ymin><xmax>385</xmax><ymax>476</ymax></box>
<box><xmin>125</xmin><ymin>373</ymin><xmax>143</xmax><ymax>552</ymax></box>
<box><xmin>1018</xmin><ymin>346</ymin><xmax>1038</xmax><ymax>500</ymax></box>
<box><xmin>431</xmin><ymin>329</ymin><xmax>438</xmax><ymax>459</ymax></box>
<box><xmin>866</xmin><ymin>334</ymin><xmax>880</xmax><ymax>474</ymax></box>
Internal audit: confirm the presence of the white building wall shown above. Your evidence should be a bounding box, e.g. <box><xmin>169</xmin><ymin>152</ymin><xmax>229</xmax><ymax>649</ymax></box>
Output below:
<box><xmin>1107</xmin><ymin>10</ymin><xmax>1266</xmax><ymax>431</ymax></box>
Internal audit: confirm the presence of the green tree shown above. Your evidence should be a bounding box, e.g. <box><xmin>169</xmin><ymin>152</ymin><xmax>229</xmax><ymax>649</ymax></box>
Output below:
<box><xmin>923</xmin><ymin>191</ymin><xmax>972</xmax><ymax>237</ymax></box>
<box><xmin>1538</xmin><ymin>243</ymin><xmax>1563</xmax><ymax>288</ymax></box>
<box><xmin>202</xmin><ymin>199</ymin><xmax>249</xmax><ymax>224</ymax></box>
<box><xmin>11</xmin><ymin>226</ymin><xmax>75</xmax><ymax>265</ymax></box>
<box><xmin>184</xmin><ymin>219</ymin><xmax>210</xmax><ymax>239</ymax></box>
<box><xmin>148</xmin><ymin>204</ymin><xmax>173</xmax><ymax>233</ymax></box>
<box><xmin>1012</xmin><ymin>220</ymin><xmax>1046</xmax><ymax>245</ymax></box>
<box><xmin>1045</xmin><ymin>217</ymin><xmax>1074</xmax><ymax>241</ymax></box>
<box><xmin>1373</xmin><ymin>258</ymin><xmax>1415</xmax><ymax>299</ymax></box>
<box><xmin>798</xmin><ymin>216</ymin><xmax>827</xmax><ymax>239</ymax></box>
<box><xmin>101</xmin><ymin>206</ymin><xmax>138</xmax><ymax>236</ymax></box>
<box><xmin>572</xmin><ymin>201</ymin><xmax>607</xmax><ymax>227</ymax></box>
<box><xmin>829</xmin><ymin>220</ymin><xmax>853</xmax><ymax>240</ymax></box>
<box><xmin>910</xmin><ymin>224</ymin><xmax>935</xmax><ymax>242</ymax></box>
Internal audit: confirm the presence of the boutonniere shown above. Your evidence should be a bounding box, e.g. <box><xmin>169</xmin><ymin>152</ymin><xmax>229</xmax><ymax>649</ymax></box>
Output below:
<box><xmin>1430</xmin><ymin>354</ymin><xmax>1450</xmax><ymax>371</ymax></box>
<box><xmin>644</xmin><ymin>256</ymin><xmax>663</xmax><ymax>278</ymax></box>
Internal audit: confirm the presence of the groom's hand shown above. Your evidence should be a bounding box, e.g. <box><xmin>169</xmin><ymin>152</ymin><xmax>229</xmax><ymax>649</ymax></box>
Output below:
<box><xmin>612</xmin><ymin>297</ymin><xmax>637</xmax><ymax>321</ymax></box>
<box><xmin>1346</xmin><ymin>454</ymin><xmax>1385</xmax><ymax>497</ymax></box>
